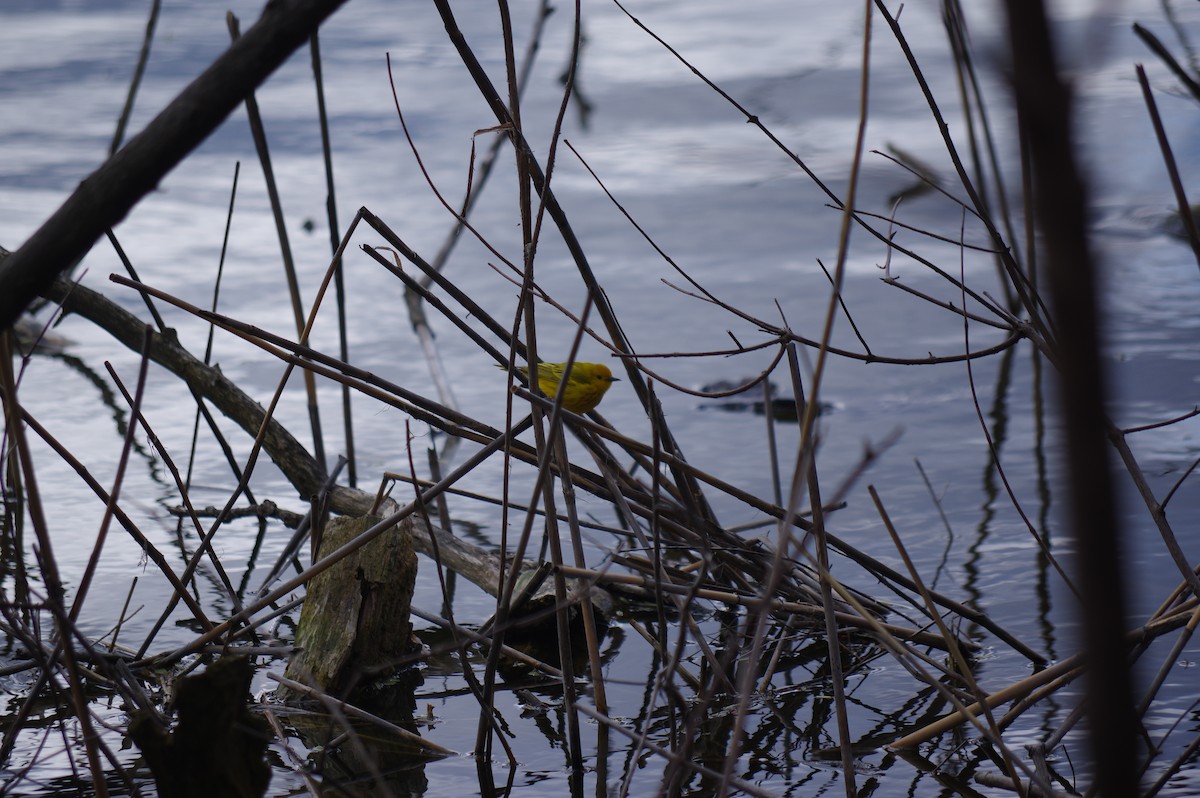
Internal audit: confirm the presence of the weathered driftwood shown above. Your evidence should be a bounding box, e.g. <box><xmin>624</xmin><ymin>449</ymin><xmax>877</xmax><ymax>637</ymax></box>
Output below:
<box><xmin>282</xmin><ymin>515</ymin><xmax>418</xmax><ymax>697</ymax></box>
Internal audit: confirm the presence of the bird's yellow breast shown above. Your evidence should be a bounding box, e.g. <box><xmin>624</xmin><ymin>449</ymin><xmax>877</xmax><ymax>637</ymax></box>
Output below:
<box><xmin>532</xmin><ymin>362</ymin><xmax>617</xmax><ymax>414</ymax></box>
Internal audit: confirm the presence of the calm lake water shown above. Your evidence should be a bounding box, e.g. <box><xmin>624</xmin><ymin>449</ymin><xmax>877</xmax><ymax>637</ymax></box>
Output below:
<box><xmin>4</xmin><ymin>0</ymin><xmax>1200</xmax><ymax>795</ymax></box>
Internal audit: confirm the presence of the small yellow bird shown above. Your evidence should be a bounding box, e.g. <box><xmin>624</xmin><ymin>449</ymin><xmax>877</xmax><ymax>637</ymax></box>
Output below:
<box><xmin>509</xmin><ymin>361</ymin><xmax>619</xmax><ymax>414</ymax></box>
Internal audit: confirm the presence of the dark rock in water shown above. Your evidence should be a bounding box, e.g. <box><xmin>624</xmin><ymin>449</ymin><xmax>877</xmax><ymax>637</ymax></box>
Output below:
<box><xmin>698</xmin><ymin>378</ymin><xmax>830</xmax><ymax>423</ymax></box>
<box><xmin>12</xmin><ymin>316</ymin><xmax>72</xmax><ymax>354</ymax></box>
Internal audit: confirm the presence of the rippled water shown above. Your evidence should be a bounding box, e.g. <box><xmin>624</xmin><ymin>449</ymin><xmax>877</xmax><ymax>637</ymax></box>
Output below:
<box><xmin>4</xmin><ymin>0</ymin><xmax>1200</xmax><ymax>795</ymax></box>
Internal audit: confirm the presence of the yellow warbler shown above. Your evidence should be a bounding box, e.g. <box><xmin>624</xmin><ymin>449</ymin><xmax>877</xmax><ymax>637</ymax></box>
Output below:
<box><xmin>509</xmin><ymin>361</ymin><xmax>619</xmax><ymax>414</ymax></box>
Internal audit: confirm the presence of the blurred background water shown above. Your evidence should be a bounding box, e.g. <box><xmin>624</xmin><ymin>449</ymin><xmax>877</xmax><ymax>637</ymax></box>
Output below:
<box><xmin>4</xmin><ymin>0</ymin><xmax>1200</xmax><ymax>794</ymax></box>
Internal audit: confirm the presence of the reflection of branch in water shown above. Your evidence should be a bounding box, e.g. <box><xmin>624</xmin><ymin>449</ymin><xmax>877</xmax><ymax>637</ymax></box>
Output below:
<box><xmin>46</xmin><ymin>350</ymin><xmax>164</xmax><ymax>489</ymax></box>
<box><xmin>913</xmin><ymin>458</ymin><xmax>955</xmax><ymax>594</ymax></box>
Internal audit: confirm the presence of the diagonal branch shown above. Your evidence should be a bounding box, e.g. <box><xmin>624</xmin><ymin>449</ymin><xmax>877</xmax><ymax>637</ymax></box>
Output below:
<box><xmin>0</xmin><ymin>0</ymin><xmax>351</xmax><ymax>329</ymax></box>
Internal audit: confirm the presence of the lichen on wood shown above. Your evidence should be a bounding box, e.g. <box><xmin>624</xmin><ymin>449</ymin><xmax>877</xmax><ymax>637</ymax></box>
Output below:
<box><xmin>282</xmin><ymin>514</ymin><xmax>418</xmax><ymax>697</ymax></box>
